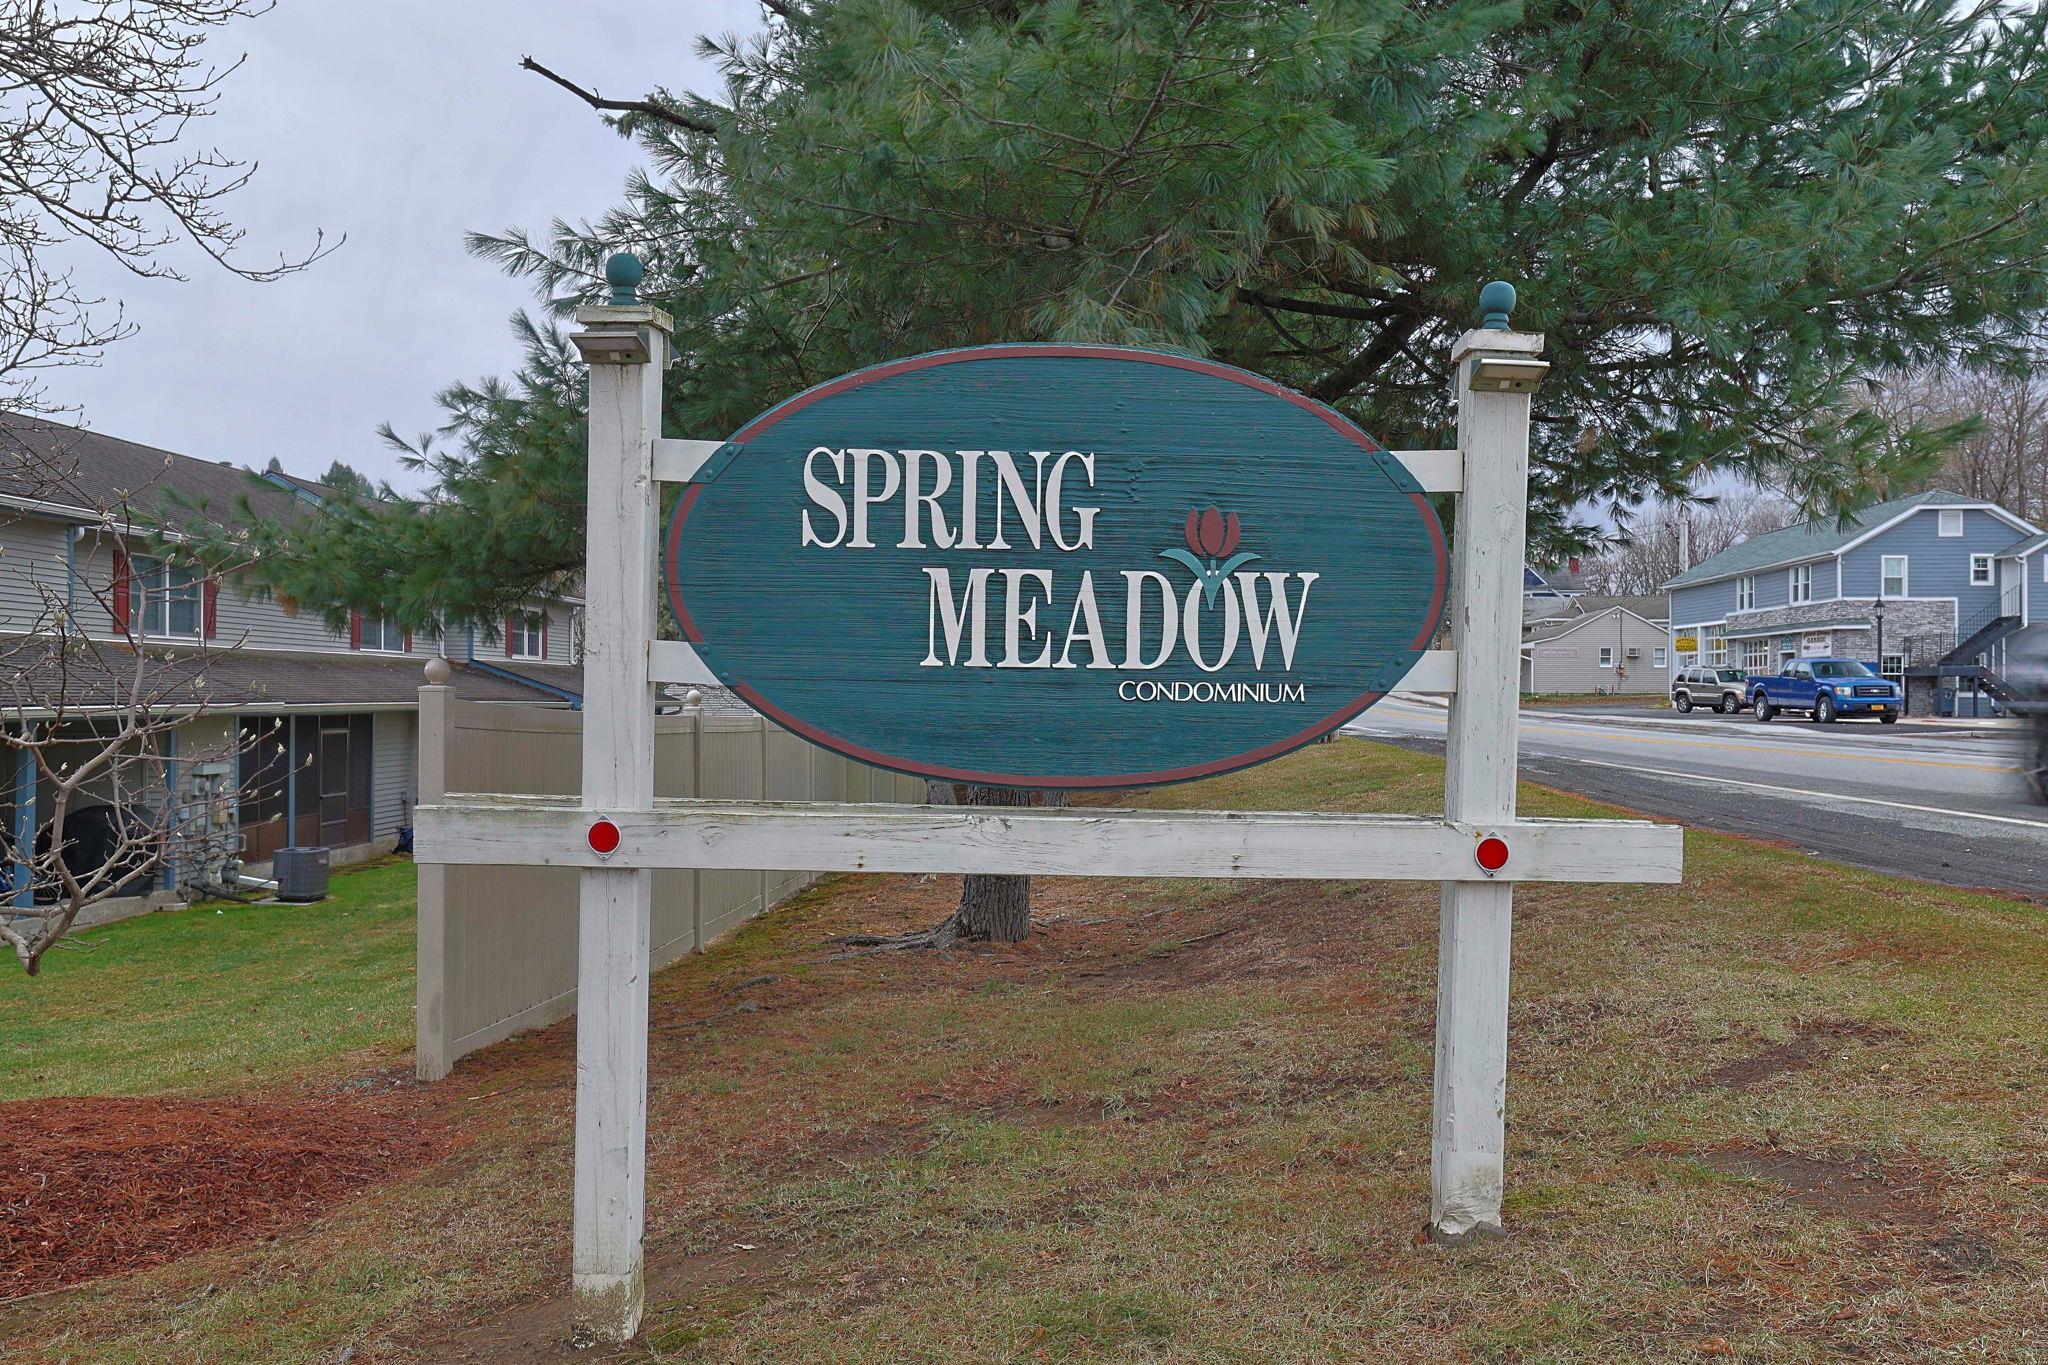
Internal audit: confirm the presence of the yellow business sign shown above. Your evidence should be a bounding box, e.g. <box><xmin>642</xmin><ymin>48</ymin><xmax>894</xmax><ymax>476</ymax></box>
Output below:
<box><xmin>1674</xmin><ymin>635</ymin><xmax>1699</xmax><ymax>652</ymax></box>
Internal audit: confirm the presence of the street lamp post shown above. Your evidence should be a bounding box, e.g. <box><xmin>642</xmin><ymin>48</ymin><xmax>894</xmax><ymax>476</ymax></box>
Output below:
<box><xmin>1875</xmin><ymin>595</ymin><xmax>1889</xmax><ymax>709</ymax></box>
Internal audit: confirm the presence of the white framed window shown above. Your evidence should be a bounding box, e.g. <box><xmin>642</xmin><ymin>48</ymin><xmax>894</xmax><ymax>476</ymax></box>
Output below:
<box><xmin>1598</xmin><ymin>646</ymin><xmax>1614</xmax><ymax>668</ymax></box>
<box><xmin>507</xmin><ymin>613</ymin><xmax>545</xmax><ymax>660</ymax></box>
<box><xmin>1881</xmin><ymin>554</ymin><xmax>1908</xmax><ymax>598</ymax></box>
<box><xmin>1969</xmin><ymin>554</ymin><xmax>1994</xmax><ymax>587</ymax></box>
<box><xmin>1938</xmin><ymin>509</ymin><xmax>1964</xmax><ymax>537</ymax></box>
<box><xmin>1881</xmin><ymin>653</ymin><xmax>1905</xmax><ymax>686</ymax></box>
<box><xmin>1653</xmin><ymin>647</ymin><xmax>1666</xmax><ymax>668</ymax></box>
<box><xmin>1744</xmin><ymin>638</ymin><xmax>1771</xmax><ymax>670</ymax></box>
<box><xmin>2042</xmin><ymin>555</ymin><xmax>2047</xmax><ymax>584</ymax></box>
<box><xmin>1706</xmin><ymin>637</ymin><xmax>1727</xmax><ymax>666</ymax></box>
<box><xmin>1788</xmin><ymin>564</ymin><xmax>1812</xmax><ymax>604</ymax></box>
<box><xmin>131</xmin><ymin>554</ymin><xmax>201</xmax><ymax>639</ymax></box>
<box><xmin>1735</xmin><ymin>576</ymin><xmax>1755</xmax><ymax>611</ymax></box>
<box><xmin>359</xmin><ymin>614</ymin><xmax>404</xmax><ymax>652</ymax></box>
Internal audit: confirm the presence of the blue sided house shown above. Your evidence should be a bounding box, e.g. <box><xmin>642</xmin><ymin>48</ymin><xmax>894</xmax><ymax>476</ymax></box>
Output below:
<box><xmin>1663</xmin><ymin>490</ymin><xmax>2044</xmax><ymax>716</ymax></box>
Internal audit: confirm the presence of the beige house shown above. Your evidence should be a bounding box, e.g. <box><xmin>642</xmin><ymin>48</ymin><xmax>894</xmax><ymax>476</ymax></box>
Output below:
<box><xmin>1520</xmin><ymin>595</ymin><xmax>1672</xmax><ymax>695</ymax></box>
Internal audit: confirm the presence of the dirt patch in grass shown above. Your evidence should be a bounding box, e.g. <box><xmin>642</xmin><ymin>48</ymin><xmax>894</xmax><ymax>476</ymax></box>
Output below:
<box><xmin>411</xmin><ymin>1235</ymin><xmax>790</xmax><ymax>1363</ymax></box>
<box><xmin>1693</xmin><ymin>1143</ymin><xmax>1938</xmax><ymax>1223</ymax></box>
<box><xmin>1699</xmin><ymin>1019</ymin><xmax>1907</xmax><ymax>1091</ymax></box>
<box><xmin>0</xmin><ymin>1093</ymin><xmax>440</xmax><ymax>1299</ymax></box>
<box><xmin>1675</xmin><ymin>1141</ymin><xmax>2020</xmax><ymax>1293</ymax></box>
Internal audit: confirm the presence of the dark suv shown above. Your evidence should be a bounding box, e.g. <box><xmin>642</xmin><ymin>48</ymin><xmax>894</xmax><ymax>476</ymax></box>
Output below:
<box><xmin>1672</xmin><ymin>665</ymin><xmax>1749</xmax><ymax>714</ymax></box>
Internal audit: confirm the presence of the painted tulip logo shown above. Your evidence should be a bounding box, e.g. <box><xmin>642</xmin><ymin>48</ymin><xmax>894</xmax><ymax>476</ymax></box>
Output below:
<box><xmin>1160</xmin><ymin>507</ymin><xmax>1261</xmax><ymax>606</ymax></box>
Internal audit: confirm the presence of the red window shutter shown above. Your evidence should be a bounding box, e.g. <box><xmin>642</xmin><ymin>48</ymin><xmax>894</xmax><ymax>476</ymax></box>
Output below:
<box><xmin>540</xmin><ymin>614</ymin><xmax>549</xmax><ymax>660</ymax></box>
<box><xmin>110</xmin><ymin>544</ymin><xmax>131</xmax><ymax>632</ymax></box>
<box><xmin>504</xmin><ymin>615</ymin><xmax>515</xmax><ymax>659</ymax></box>
<box><xmin>203</xmin><ymin>575</ymin><xmax>219</xmax><ymax>638</ymax></box>
<box><xmin>402</xmin><ymin>630</ymin><xmax>413</xmax><ymax>652</ymax></box>
<box><xmin>350</xmin><ymin>609</ymin><xmax>362</xmax><ymax>650</ymax></box>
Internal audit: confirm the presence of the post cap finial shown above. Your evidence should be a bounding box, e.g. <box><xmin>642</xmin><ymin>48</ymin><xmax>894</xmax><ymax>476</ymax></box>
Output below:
<box><xmin>1478</xmin><ymin>280</ymin><xmax>1516</xmax><ymax>331</ymax></box>
<box><xmin>605</xmin><ymin>252</ymin><xmax>645</xmax><ymax>306</ymax></box>
<box><xmin>423</xmin><ymin>656</ymin><xmax>452</xmax><ymax>686</ymax></box>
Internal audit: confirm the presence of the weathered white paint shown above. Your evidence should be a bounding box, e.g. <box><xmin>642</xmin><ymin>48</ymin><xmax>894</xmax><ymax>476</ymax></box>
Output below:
<box><xmin>651</xmin><ymin>437</ymin><xmax>725</xmax><ymax>485</ymax></box>
<box><xmin>1391</xmin><ymin>448</ymin><xmax>1464</xmax><ymax>494</ymax></box>
<box><xmin>1395</xmin><ymin>649</ymin><xmax>1458</xmax><ymax>695</ymax></box>
<box><xmin>414</xmin><ymin>796</ymin><xmax>1678</xmax><ymax>883</ymax></box>
<box><xmin>647</xmin><ymin>639</ymin><xmax>717</xmax><ymax>686</ymax></box>
<box><xmin>570</xmin><ymin>304</ymin><xmax>668</xmax><ymax>1342</ymax></box>
<box><xmin>1430</xmin><ymin>326</ymin><xmax>1543</xmax><ymax>1243</ymax></box>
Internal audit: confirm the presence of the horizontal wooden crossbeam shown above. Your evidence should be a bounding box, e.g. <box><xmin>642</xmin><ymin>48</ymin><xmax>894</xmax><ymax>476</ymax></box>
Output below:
<box><xmin>413</xmin><ymin>796</ymin><xmax>1681</xmax><ymax>884</ymax></box>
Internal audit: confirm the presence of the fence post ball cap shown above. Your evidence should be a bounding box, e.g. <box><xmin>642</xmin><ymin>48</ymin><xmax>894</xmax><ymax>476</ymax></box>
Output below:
<box><xmin>684</xmin><ymin>688</ymin><xmax>704</xmax><ymax>709</ymax></box>
<box><xmin>587</xmin><ymin>818</ymin><xmax>623</xmax><ymax>857</ymax></box>
<box><xmin>605</xmin><ymin>253</ymin><xmax>645</xmax><ymax>305</ymax></box>
<box><xmin>1479</xmin><ymin>280</ymin><xmax>1516</xmax><ymax>330</ymax></box>
<box><xmin>423</xmin><ymin>656</ymin><xmax>452</xmax><ymax>685</ymax></box>
<box><xmin>1475</xmin><ymin>835</ymin><xmax>1510</xmax><ymax>873</ymax></box>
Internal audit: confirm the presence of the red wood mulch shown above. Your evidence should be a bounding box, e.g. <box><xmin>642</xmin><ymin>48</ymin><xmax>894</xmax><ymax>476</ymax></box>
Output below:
<box><xmin>1</xmin><ymin>1094</ymin><xmax>438</xmax><ymax>1300</ymax></box>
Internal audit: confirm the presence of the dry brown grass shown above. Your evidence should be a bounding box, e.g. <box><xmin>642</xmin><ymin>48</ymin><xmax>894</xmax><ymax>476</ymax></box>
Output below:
<box><xmin>5</xmin><ymin>739</ymin><xmax>2045</xmax><ymax>1363</ymax></box>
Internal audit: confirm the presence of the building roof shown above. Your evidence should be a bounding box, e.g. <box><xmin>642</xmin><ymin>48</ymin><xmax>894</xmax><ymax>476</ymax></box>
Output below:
<box><xmin>1663</xmin><ymin>489</ymin><xmax>1992</xmax><ymax>590</ymax></box>
<box><xmin>1523</xmin><ymin>595</ymin><xmax>1669</xmax><ymax>642</ymax></box>
<box><xmin>1997</xmin><ymin>531</ymin><xmax>2048</xmax><ymax>558</ymax></box>
<box><xmin>0</xmin><ymin>412</ymin><xmax>341</xmax><ymax>529</ymax></box>
<box><xmin>0</xmin><ymin>635</ymin><xmax>582</xmax><ymax>714</ymax></box>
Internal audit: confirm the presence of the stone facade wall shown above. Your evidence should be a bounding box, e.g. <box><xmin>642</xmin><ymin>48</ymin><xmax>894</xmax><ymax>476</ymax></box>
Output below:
<box><xmin>1725</xmin><ymin>598</ymin><xmax>1955</xmax><ymax>663</ymax></box>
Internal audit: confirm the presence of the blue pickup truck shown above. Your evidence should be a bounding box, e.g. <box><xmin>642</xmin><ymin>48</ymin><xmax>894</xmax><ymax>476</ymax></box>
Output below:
<box><xmin>1749</xmin><ymin>658</ymin><xmax>1902</xmax><ymax>724</ymax></box>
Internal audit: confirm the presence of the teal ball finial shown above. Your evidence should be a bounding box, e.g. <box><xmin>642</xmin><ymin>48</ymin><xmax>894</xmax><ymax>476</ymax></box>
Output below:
<box><xmin>1478</xmin><ymin>280</ymin><xmax>1516</xmax><ymax>331</ymax></box>
<box><xmin>605</xmin><ymin>252</ymin><xmax>645</xmax><ymax>306</ymax></box>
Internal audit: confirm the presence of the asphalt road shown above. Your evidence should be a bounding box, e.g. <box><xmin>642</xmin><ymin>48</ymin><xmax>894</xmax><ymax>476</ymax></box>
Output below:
<box><xmin>1344</xmin><ymin>699</ymin><xmax>2048</xmax><ymax>897</ymax></box>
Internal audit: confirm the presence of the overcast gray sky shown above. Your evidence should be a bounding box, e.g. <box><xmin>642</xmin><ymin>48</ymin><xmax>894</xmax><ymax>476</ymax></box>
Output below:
<box><xmin>45</xmin><ymin>0</ymin><xmax>761</xmax><ymax>491</ymax></box>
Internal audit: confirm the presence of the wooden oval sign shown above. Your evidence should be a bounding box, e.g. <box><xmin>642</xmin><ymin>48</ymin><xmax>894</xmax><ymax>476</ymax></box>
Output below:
<box><xmin>665</xmin><ymin>345</ymin><xmax>1447</xmax><ymax>789</ymax></box>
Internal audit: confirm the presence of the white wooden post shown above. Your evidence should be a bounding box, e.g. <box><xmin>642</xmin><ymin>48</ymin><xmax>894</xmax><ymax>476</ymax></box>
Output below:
<box><xmin>415</xmin><ymin>663</ymin><xmax>453</xmax><ymax>1081</ymax></box>
<box><xmin>1430</xmin><ymin>284</ymin><xmax>1545</xmax><ymax>1242</ymax></box>
<box><xmin>569</xmin><ymin>257</ymin><xmax>670</xmax><ymax>1342</ymax></box>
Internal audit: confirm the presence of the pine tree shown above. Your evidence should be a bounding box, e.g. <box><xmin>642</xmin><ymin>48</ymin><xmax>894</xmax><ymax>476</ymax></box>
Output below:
<box><xmin>205</xmin><ymin>0</ymin><xmax>2048</xmax><ymax>937</ymax></box>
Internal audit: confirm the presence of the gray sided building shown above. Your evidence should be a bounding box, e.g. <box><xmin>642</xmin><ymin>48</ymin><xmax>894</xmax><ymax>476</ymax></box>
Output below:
<box><xmin>1</xmin><ymin>414</ymin><xmax>587</xmax><ymax>917</ymax></box>
<box><xmin>1521</xmin><ymin>595</ymin><xmax>1672</xmax><ymax>695</ymax></box>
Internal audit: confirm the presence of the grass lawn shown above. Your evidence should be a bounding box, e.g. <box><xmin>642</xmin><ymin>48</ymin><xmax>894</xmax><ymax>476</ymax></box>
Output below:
<box><xmin>4</xmin><ymin>740</ymin><xmax>2047</xmax><ymax>1363</ymax></box>
<box><xmin>1520</xmin><ymin>691</ymin><xmax>1673</xmax><ymax>709</ymax></box>
<box><xmin>0</xmin><ymin>858</ymin><xmax>418</xmax><ymax>1101</ymax></box>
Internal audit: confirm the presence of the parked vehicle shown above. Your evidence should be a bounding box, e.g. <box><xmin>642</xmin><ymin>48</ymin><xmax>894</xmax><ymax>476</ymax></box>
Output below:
<box><xmin>1672</xmin><ymin>666</ymin><xmax>1748</xmax><ymax>714</ymax></box>
<box><xmin>1749</xmin><ymin>658</ymin><xmax>1902</xmax><ymax>724</ymax></box>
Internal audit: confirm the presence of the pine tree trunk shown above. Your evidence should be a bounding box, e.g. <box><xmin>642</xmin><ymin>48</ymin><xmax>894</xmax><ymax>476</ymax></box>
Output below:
<box><xmin>950</xmin><ymin>785</ymin><xmax>1055</xmax><ymax>942</ymax></box>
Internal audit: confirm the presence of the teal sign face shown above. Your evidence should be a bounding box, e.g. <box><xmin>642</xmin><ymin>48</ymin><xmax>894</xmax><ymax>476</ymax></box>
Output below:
<box><xmin>665</xmin><ymin>345</ymin><xmax>1447</xmax><ymax>789</ymax></box>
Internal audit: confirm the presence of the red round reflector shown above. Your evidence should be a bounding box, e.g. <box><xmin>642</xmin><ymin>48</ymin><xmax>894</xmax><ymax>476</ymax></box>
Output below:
<box><xmin>587</xmin><ymin>818</ymin><xmax>623</xmax><ymax>857</ymax></box>
<box><xmin>1474</xmin><ymin>835</ymin><xmax>1510</xmax><ymax>873</ymax></box>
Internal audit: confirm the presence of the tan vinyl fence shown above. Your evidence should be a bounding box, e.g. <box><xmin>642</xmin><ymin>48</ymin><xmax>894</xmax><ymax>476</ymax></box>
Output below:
<box><xmin>414</xmin><ymin>688</ymin><xmax>923</xmax><ymax>1079</ymax></box>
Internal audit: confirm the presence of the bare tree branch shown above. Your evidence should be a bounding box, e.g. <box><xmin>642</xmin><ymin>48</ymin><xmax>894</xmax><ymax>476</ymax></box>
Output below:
<box><xmin>0</xmin><ymin>0</ymin><xmax>335</xmax><ymax>416</ymax></box>
<box><xmin>518</xmin><ymin>56</ymin><xmax>719</xmax><ymax>136</ymax></box>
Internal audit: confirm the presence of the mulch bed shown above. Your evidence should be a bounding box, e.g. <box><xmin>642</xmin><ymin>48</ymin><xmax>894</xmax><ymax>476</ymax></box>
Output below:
<box><xmin>1</xmin><ymin>1094</ymin><xmax>438</xmax><ymax>1300</ymax></box>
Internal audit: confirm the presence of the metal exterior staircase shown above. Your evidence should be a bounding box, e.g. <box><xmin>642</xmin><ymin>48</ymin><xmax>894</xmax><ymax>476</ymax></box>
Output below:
<box><xmin>1942</xmin><ymin>608</ymin><xmax>2022</xmax><ymax>668</ymax></box>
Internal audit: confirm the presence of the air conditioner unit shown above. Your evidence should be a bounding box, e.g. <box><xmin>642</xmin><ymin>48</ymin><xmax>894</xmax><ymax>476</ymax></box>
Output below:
<box><xmin>274</xmin><ymin>846</ymin><xmax>330</xmax><ymax>902</ymax></box>
<box><xmin>1626</xmin><ymin>647</ymin><xmax>1641</xmax><ymax>658</ymax></box>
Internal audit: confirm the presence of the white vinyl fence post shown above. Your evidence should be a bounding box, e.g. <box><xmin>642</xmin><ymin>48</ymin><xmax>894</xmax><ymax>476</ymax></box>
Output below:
<box><xmin>415</xmin><ymin>663</ymin><xmax>453</xmax><ymax>1082</ymax></box>
<box><xmin>568</xmin><ymin>255</ymin><xmax>671</xmax><ymax>1342</ymax></box>
<box><xmin>1430</xmin><ymin>282</ymin><xmax>1546</xmax><ymax>1242</ymax></box>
